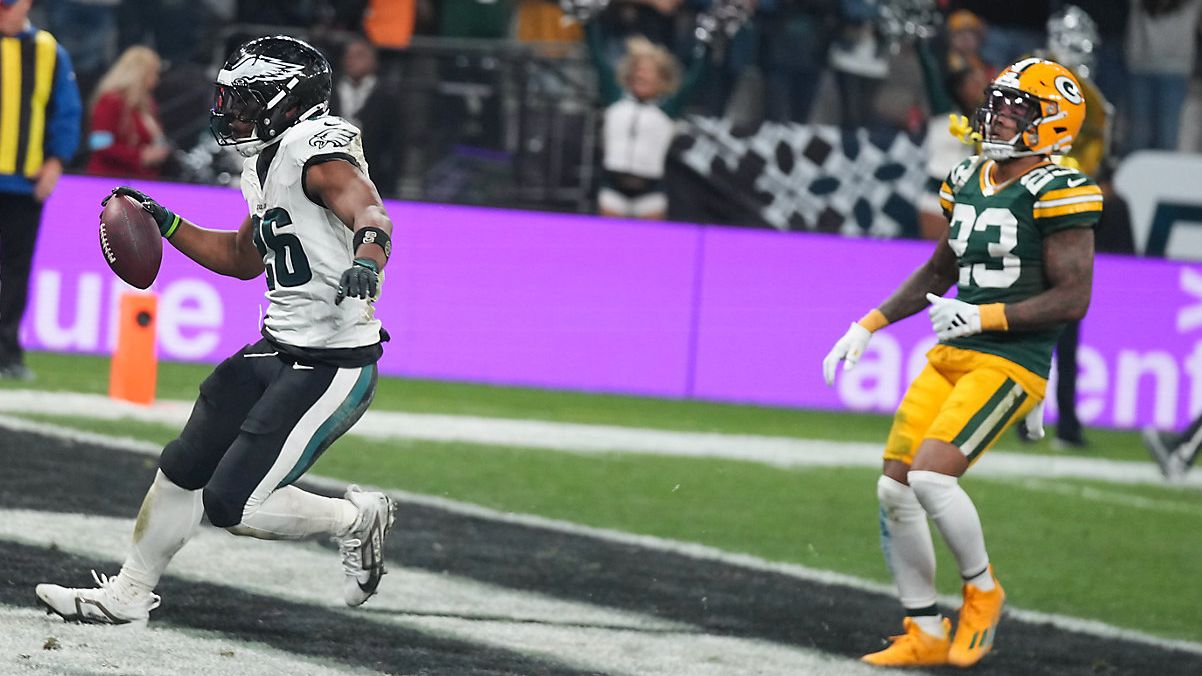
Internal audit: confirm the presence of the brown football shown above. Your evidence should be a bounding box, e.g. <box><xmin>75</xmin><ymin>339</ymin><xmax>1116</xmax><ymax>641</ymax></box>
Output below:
<box><xmin>99</xmin><ymin>194</ymin><xmax>162</xmax><ymax>289</ymax></box>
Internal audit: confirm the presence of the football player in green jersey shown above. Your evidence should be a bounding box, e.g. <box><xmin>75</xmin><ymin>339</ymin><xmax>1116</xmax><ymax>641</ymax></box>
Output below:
<box><xmin>822</xmin><ymin>57</ymin><xmax>1102</xmax><ymax>668</ymax></box>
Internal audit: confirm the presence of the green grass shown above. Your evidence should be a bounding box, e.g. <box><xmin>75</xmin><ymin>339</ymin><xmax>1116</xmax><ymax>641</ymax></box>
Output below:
<box><xmin>7</xmin><ymin>351</ymin><xmax>1150</xmax><ymax>461</ymax></box>
<box><xmin>12</xmin><ymin>409</ymin><xmax>1202</xmax><ymax>643</ymax></box>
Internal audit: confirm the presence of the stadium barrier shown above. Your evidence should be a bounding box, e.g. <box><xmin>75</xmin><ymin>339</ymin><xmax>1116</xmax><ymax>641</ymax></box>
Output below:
<box><xmin>24</xmin><ymin>175</ymin><xmax>1202</xmax><ymax>429</ymax></box>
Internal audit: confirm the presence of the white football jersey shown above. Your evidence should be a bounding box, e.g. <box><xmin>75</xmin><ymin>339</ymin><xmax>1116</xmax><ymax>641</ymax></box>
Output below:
<box><xmin>239</xmin><ymin>115</ymin><xmax>382</xmax><ymax>349</ymax></box>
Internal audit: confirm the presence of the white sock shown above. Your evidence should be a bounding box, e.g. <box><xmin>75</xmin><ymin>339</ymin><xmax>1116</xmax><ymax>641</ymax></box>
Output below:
<box><xmin>117</xmin><ymin>470</ymin><xmax>204</xmax><ymax>596</ymax></box>
<box><xmin>908</xmin><ymin>470</ymin><xmax>994</xmax><ymax>591</ymax></box>
<box><xmin>876</xmin><ymin>476</ymin><xmax>941</xmax><ymax>613</ymax></box>
<box><xmin>228</xmin><ymin>485</ymin><xmax>358</xmax><ymax>540</ymax></box>
<box><xmin>912</xmin><ymin>615</ymin><xmax>947</xmax><ymax>637</ymax></box>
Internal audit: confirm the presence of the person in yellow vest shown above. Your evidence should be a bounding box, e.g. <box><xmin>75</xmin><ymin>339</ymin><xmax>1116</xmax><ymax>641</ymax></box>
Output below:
<box><xmin>0</xmin><ymin>0</ymin><xmax>81</xmax><ymax>380</ymax></box>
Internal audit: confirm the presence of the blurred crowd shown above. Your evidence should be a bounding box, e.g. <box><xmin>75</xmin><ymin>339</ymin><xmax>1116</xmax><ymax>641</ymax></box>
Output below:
<box><xmin>19</xmin><ymin>0</ymin><xmax>1202</xmax><ymax>215</ymax></box>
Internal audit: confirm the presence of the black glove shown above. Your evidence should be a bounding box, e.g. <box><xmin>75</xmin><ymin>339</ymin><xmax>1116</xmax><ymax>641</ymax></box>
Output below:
<box><xmin>335</xmin><ymin>258</ymin><xmax>379</xmax><ymax>305</ymax></box>
<box><xmin>102</xmin><ymin>186</ymin><xmax>179</xmax><ymax>238</ymax></box>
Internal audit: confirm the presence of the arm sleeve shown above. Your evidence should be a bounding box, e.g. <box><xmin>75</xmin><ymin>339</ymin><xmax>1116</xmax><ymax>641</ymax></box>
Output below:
<box><xmin>585</xmin><ymin>21</ymin><xmax>623</xmax><ymax>106</ymax></box>
<box><xmin>46</xmin><ymin>44</ymin><xmax>82</xmax><ymax>162</ymax></box>
<box><xmin>88</xmin><ymin>94</ymin><xmax>143</xmax><ymax>170</ymax></box>
<box><xmin>916</xmin><ymin>39</ymin><xmax>954</xmax><ymax>116</ymax></box>
<box><xmin>662</xmin><ymin>43</ymin><xmax>709</xmax><ymax>118</ymax></box>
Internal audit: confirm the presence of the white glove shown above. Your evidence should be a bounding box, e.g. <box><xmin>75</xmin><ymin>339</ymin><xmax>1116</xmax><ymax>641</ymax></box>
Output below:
<box><xmin>926</xmin><ymin>292</ymin><xmax>982</xmax><ymax>340</ymax></box>
<box><xmin>822</xmin><ymin>322</ymin><xmax>873</xmax><ymax>386</ymax></box>
<box><xmin>1023</xmin><ymin>401</ymin><xmax>1046</xmax><ymax>441</ymax></box>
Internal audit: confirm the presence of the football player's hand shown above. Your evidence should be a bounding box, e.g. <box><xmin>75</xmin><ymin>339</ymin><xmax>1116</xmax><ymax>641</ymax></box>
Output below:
<box><xmin>1023</xmin><ymin>401</ymin><xmax>1046</xmax><ymax>441</ymax></box>
<box><xmin>103</xmin><ymin>186</ymin><xmax>177</xmax><ymax>237</ymax></box>
<box><xmin>926</xmin><ymin>293</ymin><xmax>982</xmax><ymax>340</ymax></box>
<box><xmin>822</xmin><ymin>322</ymin><xmax>873</xmax><ymax>386</ymax></box>
<box><xmin>336</xmin><ymin>258</ymin><xmax>379</xmax><ymax>305</ymax></box>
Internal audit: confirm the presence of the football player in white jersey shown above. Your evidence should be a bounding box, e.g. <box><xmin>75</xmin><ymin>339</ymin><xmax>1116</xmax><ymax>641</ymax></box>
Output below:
<box><xmin>36</xmin><ymin>36</ymin><xmax>398</xmax><ymax>624</ymax></box>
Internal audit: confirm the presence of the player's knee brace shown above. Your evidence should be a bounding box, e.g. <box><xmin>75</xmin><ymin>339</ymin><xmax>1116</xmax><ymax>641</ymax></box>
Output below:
<box><xmin>877</xmin><ymin>474</ymin><xmax>925</xmax><ymax>523</ymax></box>
<box><xmin>201</xmin><ymin>485</ymin><xmax>244</xmax><ymax>529</ymax></box>
<box><xmin>159</xmin><ymin>437</ymin><xmax>212</xmax><ymax>491</ymax></box>
<box><xmin>907</xmin><ymin>470</ymin><xmax>959</xmax><ymax>517</ymax></box>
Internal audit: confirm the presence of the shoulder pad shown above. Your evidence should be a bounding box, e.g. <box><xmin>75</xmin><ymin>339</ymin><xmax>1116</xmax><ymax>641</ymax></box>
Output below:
<box><xmin>1019</xmin><ymin>163</ymin><xmax>1098</xmax><ymax>198</ymax></box>
<box><xmin>278</xmin><ymin>116</ymin><xmax>364</xmax><ymax>167</ymax></box>
<box><xmin>946</xmin><ymin>155</ymin><xmax>983</xmax><ymax>194</ymax></box>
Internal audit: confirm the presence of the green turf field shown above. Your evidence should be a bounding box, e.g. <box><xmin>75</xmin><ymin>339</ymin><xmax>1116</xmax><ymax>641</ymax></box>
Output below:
<box><xmin>5</xmin><ymin>351</ymin><xmax>1202</xmax><ymax>643</ymax></box>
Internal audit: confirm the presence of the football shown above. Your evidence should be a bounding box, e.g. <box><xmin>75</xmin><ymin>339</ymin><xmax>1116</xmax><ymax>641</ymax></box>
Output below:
<box><xmin>99</xmin><ymin>194</ymin><xmax>162</xmax><ymax>289</ymax></box>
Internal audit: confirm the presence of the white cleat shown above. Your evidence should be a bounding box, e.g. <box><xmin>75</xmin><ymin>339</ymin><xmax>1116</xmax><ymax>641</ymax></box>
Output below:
<box><xmin>36</xmin><ymin>570</ymin><xmax>161</xmax><ymax>625</ymax></box>
<box><xmin>1143</xmin><ymin>428</ymin><xmax>1188</xmax><ymax>482</ymax></box>
<box><xmin>339</xmin><ymin>485</ymin><xmax>396</xmax><ymax>607</ymax></box>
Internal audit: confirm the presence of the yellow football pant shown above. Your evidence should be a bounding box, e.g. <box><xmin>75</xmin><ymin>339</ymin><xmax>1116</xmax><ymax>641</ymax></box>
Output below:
<box><xmin>883</xmin><ymin>345</ymin><xmax>1046</xmax><ymax>466</ymax></box>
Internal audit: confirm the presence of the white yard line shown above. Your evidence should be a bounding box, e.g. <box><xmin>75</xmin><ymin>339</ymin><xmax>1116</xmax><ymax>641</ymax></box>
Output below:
<box><xmin>0</xmin><ymin>605</ymin><xmax>377</xmax><ymax>676</ymax></box>
<box><xmin>4</xmin><ymin>414</ymin><xmax>1201</xmax><ymax>658</ymax></box>
<box><xmin>0</xmin><ymin>509</ymin><xmax>899</xmax><ymax>676</ymax></box>
<box><xmin>0</xmin><ymin>389</ymin><xmax>1193</xmax><ymax>487</ymax></box>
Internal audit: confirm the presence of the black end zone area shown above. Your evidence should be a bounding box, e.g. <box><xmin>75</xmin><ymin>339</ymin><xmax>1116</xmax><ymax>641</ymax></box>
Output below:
<box><xmin>3</xmin><ymin>425</ymin><xmax>1200</xmax><ymax>676</ymax></box>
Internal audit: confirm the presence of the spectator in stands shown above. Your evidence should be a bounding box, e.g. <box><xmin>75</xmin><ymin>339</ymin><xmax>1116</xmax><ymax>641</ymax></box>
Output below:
<box><xmin>0</xmin><ymin>0</ymin><xmax>82</xmax><ymax>381</ymax></box>
<box><xmin>600</xmin><ymin>0</ymin><xmax>682</xmax><ymax>56</ymax></box>
<box><xmin>943</xmin><ymin>9</ymin><xmax>992</xmax><ymax>77</ymax></box>
<box><xmin>47</xmin><ymin>0</ymin><xmax>118</xmax><ymax>83</ymax></box>
<box><xmin>1124</xmin><ymin>0</ymin><xmax>1202</xmax><ymax>152</ymax></box>
<box><xmin>951</xmin><ymin>0</ymin><xmax>1050</xmax><ymax>70</ymax></box>
<box><xmin>758</xmin><ymin>0</ymin><xmax>838</xmax><ymax>124</ymax></box>
<box><xmin>86</xmin><ymin>46</ymin><xmax>170</xmax><ymax>179</ymax></box>
<box><xmin>586</xmin><ymin>17</ymin><xmax>707</xmax><ymax>219</ymax></box>
<box><xmin>362</xmin><ymin>0</ymin><xmax>428</xmax><ymax>49</ymax></box>
<box><xmin>1067</xmin><ymin>1</ymin><xmax>1130</xmax><ymax>149</ymax></box>
<box><xmin>331</xmin><ymin>37</ymin><xmax>405</xmax><ymax>198</ymax></box>
<box><xmin>828</xmin><ymin>0</ymin><xmax>889</xmax><ymax>130</ymax></box>
<box><xmin>439</xmin><ymin>0</ymin><xmax>516</xmax><ymax>39</ymax></box>
<box><xmin>913</xmin><ymin>25</ymin><xmax>989</xmax><ymax>239</ymax></box>
<box><xmin>516</xmin><ymin>0</ymin><xmax>583</xmax><ymax>43</ymax></box>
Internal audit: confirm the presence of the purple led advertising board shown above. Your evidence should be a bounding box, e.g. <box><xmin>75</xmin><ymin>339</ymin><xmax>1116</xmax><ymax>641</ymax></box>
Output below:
<box><xmin>27</xmin><ymin>175</ymin><xmax>1199</xmax><ymax>429</ymax></box>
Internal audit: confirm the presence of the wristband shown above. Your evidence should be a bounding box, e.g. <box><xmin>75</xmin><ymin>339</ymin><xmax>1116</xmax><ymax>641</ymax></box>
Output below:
<box><xmin>979</xmin><ymin>303</ymin><xmax>1008</xmax><ymax>331</ymax></box>
<box><xmin>353</xmin><ymin>226</ymin><xmax>391</xmax><ymax>260</ymax></box>
<box><xmin>161</xmin><ymin>212</ymin><xmax>181</xmax><ymax>239</ymax></box>
<box><xmin>857</xmin><ymin>309</ymin><xmax>890</xmax><ymax>333</ymax></box>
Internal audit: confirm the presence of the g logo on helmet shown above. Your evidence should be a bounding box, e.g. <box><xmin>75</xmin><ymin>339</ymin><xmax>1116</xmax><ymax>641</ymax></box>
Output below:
<box><xmin>1054</xmin><ymin>75</ymin><xmax>1083</xmax><ymax>105</ymax></box>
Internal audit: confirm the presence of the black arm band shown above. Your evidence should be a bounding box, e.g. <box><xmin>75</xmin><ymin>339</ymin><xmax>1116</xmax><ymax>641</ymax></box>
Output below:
<box><xmin>353</xmin><ymin>226</ymin><xmax>392</xmax><ymax>260</ymax></box>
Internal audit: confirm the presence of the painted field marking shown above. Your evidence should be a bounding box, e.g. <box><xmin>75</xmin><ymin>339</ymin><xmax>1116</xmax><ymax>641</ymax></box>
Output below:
<box><xmin>0</xmin><ymin>390</ymin><xmax>1194</xmax><ymax>488</ymax></box>
<box><xmin>2</xmin><ymin>414</ymin><xmax>1200</xmax><ymax>658</ymax></box>
<box><xmin>0</xmin><ymin>509</ymin><xmax>895</xmax><ymax>676</ymax></box>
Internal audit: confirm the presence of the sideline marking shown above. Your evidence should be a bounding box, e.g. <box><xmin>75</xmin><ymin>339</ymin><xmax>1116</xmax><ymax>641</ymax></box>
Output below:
<box><xmin>0</xmin><ymin>390</ymin><xmax>1193</xmax><ymax>487</ymax></box>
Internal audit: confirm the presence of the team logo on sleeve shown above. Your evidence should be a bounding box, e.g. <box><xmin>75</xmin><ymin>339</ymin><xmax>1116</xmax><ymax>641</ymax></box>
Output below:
<box><xmin>310</xmin><ymin>127</ymin><xmax>357</xmax><ymax>149</ymax></box>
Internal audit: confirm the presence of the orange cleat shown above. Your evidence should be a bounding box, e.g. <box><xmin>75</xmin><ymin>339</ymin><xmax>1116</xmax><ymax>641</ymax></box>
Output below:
<box><xmin>949</xmin><ymin>566</ymin><xmax>1006</xmax><ymax>667</ymax></box>
<box><xmin>862</xmin><ymin>617</ymin><xmax>951</xmax><ymax>667</ymax></box>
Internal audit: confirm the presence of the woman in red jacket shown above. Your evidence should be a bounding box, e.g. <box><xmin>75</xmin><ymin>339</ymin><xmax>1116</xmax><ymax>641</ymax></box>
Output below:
<box><xmin>86</xmin><ymin>46</ymin><xmax>169</xmax><ymax>179</ymax></box>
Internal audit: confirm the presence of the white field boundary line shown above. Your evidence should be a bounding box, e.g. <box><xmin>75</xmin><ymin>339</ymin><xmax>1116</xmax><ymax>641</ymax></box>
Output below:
<box><xmin>1015</xmin><ymin>478</ymin><xmax>1202</xmax><ymax>515</ymax></box>
<box><xmin>0</xmin><ymin>509</ymin><xmax>893</xmax><ymax>676</ymax></box>
<box><xmin>0</xmin><ymin>606</ymin><xmax>377</xmax><ymax>676</ymax></box>
<box><xmin>3</xmin><ymin>413</ymin><xmax>1201</xmax><ymax>657</ymax></box>
<box><xmin>0</xmin><ymin>390</ymin><xmax>1195</xmax><ymax>488</ymax></box>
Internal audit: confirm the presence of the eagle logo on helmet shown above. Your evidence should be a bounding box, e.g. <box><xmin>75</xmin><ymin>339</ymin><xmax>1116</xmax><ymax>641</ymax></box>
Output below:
<box><xmin>209</xmin><ymin>36</ymin><xmax>333</xmax><ymax>158</ymax></box>
<box><xmin>218</xmin><ymin>54</ymin><xmax>307</xmax><ymax>87</ymax></box>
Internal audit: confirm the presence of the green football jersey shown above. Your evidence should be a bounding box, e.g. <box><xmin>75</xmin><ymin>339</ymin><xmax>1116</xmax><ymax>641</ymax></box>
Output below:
<box><xmin>935</xmin><ymin>156</ymin><xmax>1103</xmax><ymax>378</ymax></box>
